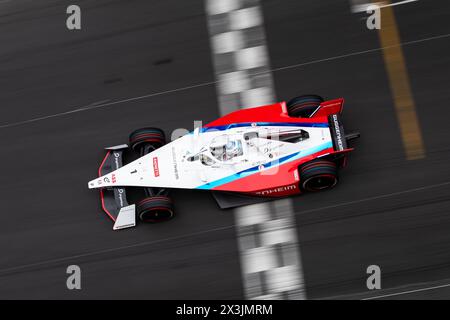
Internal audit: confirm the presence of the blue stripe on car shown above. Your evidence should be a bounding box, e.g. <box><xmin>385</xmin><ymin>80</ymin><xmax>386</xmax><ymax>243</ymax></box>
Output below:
<box><xmin>196</xmin><ymin>141</ymin><xmax>333</xmax><ymax>190</ymax></box>
<box><xmin>200</xmin><ymin>122</ymin><xmax>328</xmax><ymax>132</ymax></box>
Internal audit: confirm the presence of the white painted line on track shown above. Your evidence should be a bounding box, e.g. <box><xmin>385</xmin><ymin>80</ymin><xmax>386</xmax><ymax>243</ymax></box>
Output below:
<box><xmin>205</xmin><ymin>0</ymin><xmax>306</xmax><ymax>300</ymax></box>
<box><xmin>217</xmin><ymin>71</ymin><xmax>251</xmax><ymax>94</ymax></box>
<box><xmin>212</xmin><ymin>31</ymin><xmax>244</xmax><ymax>54</ymax></box>
<box><xmin>242</xmin><ymin>247</ymin><xmax>278</xmax><ymax>274</ymax></box>
<box><xmin>351</xmin><ymin>0</ymin><xmax>419</xmax><ymax>13</ymax></box>
<box><xmin>298</xmin><ymin>180</ymin><xmax>450</xmax><ymax>216</ymax></box>
<box><xmin>2</xmin><ymin>180</ymin><xmax>449</xmax><ymax>277</ymax></box>
<box><xmin>260</xmin><ymin>221</ymin><xmax>297</xmax><ymax>246</ymax></box>
<box><xmin>240</xmin><ymin>87</ymin><xmax>273</xmax><ymax>108</ymax></box>
<box><xmin>1</xmin><ymin>32</ymin><xmax>449</xmax><ymax>130</ymax></box>
<box><xmin>362</xmin><ymin>283</ymin><xmax>450</xmax><ymax>300</ymax></box>
<box><xmin>381</xmin><ymin>0</ymin><xmax>419</xmax><ymax>8</ymax></box>
<box><xmin>229</xmin><ymin>7</ymin><xmax>263</xmax><ymax>30</ymax></box>
<box><xmin>322</xmin><ymin>278</ymin><xmax>450</xmax><ymax>300</ymax></box>
<box><xmin>235</xmin><ymin>46</ymin><xmax>268</xmax><ymax>70</ymax></box>
<box><xmin>266</xmin><ymin>265</ymin><xmax>303</xmax><ymax>293</ymax></box>
<box><xmin>236</xmin><ymin>203</ymin><xmax>271</xmax><ymax>226</ymax></box>
<box><xmin>206</xmin><ymin>0</ymin><xmax>239</xmax><ymax>15</ymax></box>
<box><xmin>0</xmin><ymin>225</ymin><xmax>234</xmax><ymax>275</ymax></box>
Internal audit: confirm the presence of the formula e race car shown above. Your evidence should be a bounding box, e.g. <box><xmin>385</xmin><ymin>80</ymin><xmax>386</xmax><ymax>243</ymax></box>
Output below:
<box><xmin>88</xmin><ymin>95</ymin><xmax>359</xmax><ymax>230</ymax></box>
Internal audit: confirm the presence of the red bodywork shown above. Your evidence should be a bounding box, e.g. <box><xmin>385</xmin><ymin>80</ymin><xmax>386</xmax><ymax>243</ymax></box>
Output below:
<box><xmin>204</xmin><ymin>98</ymin><xmax>351</xmax><ymax>197</ymax></box>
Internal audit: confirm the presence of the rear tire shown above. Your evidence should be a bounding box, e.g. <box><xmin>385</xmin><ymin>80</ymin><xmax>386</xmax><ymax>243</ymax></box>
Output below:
<box><xmin>137</xmin><ymin>196</ymin><xmax>174</xmax><ymax>223</ymax></box>
<box><xmin>287</xmin><ymin>94</ymin><xmax>324</xmax><ymax>118</ymax></box>
<box><xmin>300</xmin><ymin>160</ymin><xmax>338</xmax><ymax>192</ymax></box>
<box><xmin>129</xmin><ymin>127</ymin><xmax>165</xmax><ymax>153</ymax></box>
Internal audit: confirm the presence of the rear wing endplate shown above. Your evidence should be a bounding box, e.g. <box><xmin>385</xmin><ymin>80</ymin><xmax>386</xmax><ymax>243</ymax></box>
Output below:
<box><xmin>328</xmin><ymin>114</ymin><xmax>347</xmax><ymax>151</ymax></box>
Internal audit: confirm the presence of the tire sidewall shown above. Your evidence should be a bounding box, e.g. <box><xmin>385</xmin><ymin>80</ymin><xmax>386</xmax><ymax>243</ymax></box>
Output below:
<box><xmin>137</xmin><ymin>196</ymin><xmax>174</xmax><ymax>223</ymax></box>
<box><xmin>129</xmin><ymin>127</ymin><xmax>165</xmax><ymax>152</ymax></box>
<box><xmin>300</xmin><ymin>160</ymin><xmax>338</xmax><ymax>192</ymax></box>
<box><xmin>301</xmin><ymin>174</ymin><xmax>338</xmax><ymax>192</ymax></box>
<box><xmin>287</xmin><ymin>94</ymin><xmax>324</xmax><ymax>118</ymax></box>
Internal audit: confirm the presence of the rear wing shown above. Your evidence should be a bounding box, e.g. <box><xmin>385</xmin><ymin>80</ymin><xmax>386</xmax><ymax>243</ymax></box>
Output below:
<box><xmin>97</xmin><ymin>145</ymin><xmax>136</xmax><ymax>230</ymax></box>
<box><xmin>328</xmin><ymin>114</ymin><xmax>347</xmax><ymax>151</ymax></box>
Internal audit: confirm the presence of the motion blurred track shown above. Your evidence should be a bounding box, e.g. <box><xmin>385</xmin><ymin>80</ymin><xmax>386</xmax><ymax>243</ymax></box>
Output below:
<box><xmin>0</xmin><ymin>0</ymin><xmax>242</xmax><ymax>299</ymax></box>
<box><xmin>0</xmin><ymin>0</ymin><xmax>449</xmax><ymax>299</ymax></box>
<box><xmin>264</xmin><ymin>0</ymin><xmax>450</xmax><ymax>299</ymax></box>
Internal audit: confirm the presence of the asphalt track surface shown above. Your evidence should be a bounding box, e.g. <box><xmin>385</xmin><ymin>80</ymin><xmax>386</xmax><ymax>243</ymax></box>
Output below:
<box><xmin>0</xmin><ymin>0</ymin><xmax>449</xmax><ymax>299</ymax></box>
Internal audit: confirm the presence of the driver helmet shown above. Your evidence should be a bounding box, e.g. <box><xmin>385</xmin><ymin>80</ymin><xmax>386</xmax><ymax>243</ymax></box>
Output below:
<box><xmin>224</xmin><ymin>140</ymin><xmax>241</xmax><ymax>159</ymax></box>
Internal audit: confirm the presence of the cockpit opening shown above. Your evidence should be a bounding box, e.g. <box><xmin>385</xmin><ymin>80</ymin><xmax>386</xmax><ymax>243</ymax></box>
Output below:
<box><xmin>210</xmin><ymin>139</ymin><xmax>243</xmax><ymax>161</ymax></box>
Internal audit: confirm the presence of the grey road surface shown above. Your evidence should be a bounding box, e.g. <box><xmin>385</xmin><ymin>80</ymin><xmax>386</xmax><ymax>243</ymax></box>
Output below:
<box><xmin>0</xmin><ymin>0</ymin><xmax>449</xmax><ymax>299</ymax></box>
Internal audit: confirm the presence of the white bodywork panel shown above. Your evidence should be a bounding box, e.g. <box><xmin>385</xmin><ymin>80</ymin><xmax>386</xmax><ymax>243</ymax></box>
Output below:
<box><xmin>113</xmin><ymin>204</ymin><xmax>136</xmax><ymax>230</ymax></box>
<box><xmin>88</xmin><ymin>125</ymin><xmax>332</xmax><ymax>191</ymax></box>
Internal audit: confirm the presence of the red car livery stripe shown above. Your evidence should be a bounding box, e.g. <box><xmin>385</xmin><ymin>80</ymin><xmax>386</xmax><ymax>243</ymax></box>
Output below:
<box><xmin>212</xmin><ymin>146</ymin><xmax>334</xmax><ymax>193</ymax></box>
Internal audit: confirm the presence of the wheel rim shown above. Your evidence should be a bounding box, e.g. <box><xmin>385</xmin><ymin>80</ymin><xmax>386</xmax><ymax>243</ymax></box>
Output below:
<box><xmin>132</xmin><ymin>141</ymin><xmax>163</xmax><ymax>152</ymax></box>
<box><xmin>304</xmin><ymin>174</ymin><xmax>337</xmax><ymax>191</ymax></box>
<box><xmin>140</xmin><ymin>209</ymin><xmax>173</xmax><ymax>223</ymax></box>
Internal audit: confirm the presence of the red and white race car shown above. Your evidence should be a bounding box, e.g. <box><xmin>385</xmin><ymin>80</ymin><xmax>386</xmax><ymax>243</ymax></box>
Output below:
<box><xmin>88</xmin><ymin>95</ymin><xmax>359</xmax><ymax>230</ymax></box>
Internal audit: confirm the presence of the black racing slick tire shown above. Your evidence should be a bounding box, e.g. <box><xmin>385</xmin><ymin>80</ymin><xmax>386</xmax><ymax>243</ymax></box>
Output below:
<box><xmin>129</xmin><ymin>127</ymin><xmax>165</xmax><ymax>153</ymax></box>
<box><xmin>137</xmin><ymin>196</ymin><xmax>174</xmax><ymax>223</ymax></box>
<box><xmin>299</xmin><ymin>160</ymin><xmax>338</xmax><ymax>192</ymax></box>
<box><xmin>287</xmin><ymin>94</ymin><xmax>324</xmax><ymax>118</ymax></box>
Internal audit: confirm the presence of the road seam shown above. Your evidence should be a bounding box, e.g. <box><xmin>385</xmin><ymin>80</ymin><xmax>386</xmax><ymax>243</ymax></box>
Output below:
<box><xmin>1</xmin><ymin>32</ymin><xmax>449</xmax><ymax>129</ymax></box>
<box><xmin>362</xmin><ymin>283</ymin><xmax>450</xmax><ymax>300</ymax></box>
<box><xmin>1</xmin><ymin>180</ymin><xmax>449</xmax><ymax>276</ymax></box>
<box><xmin>351</xmin><ymin>0</ymin><xmax>419</xmax><ymax>12</ymax></box>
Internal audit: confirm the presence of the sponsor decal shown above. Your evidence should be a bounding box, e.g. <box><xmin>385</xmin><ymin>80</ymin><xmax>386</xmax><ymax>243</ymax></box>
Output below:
<box><xmin>294</xmin><ymin>169</ymin><xmax>299</xmax><ymax>181</ymax></box>
<box><xmin>332</xmin><ymin>114</ymin><xmax>344</xmax><ymax>151</ymax></box>
<box><xmin>113</xmin><ymin>152</ymin><xmax>120</xmax><ymax>169</ymax></box>
<box><xmin>111</xmin><ymin>173</ymin><xmax>116</xmax><ymax>184</ymax></box>
<box><xmin>116</xmin><ymin>188</ymin><xmax>125</xmax><ymax>207</ymax></box>
<box><xmin>255</xmin><ymin>184</ymin><xmax>297</xmax><ymax>196</ymax></box>
<box><xmin>172</xmin><ymin>147</ymin><xmax>179</xmax><ymax>180</ymax></box>
<box><xmin>153</xmin><ymin>157</ymin><xmax>160</xmax><ymax>177</ymax></box>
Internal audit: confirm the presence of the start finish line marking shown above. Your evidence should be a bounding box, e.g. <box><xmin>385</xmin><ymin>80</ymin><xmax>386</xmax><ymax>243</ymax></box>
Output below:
<box><xmin>205</xmin><ymin>0</ymin><xmax>306</xmax><ymax>300</ymax></box>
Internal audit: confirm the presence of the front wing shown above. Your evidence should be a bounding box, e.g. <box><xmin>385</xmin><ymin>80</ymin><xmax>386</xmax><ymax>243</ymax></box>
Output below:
<box><xmin>98</xmin><ymin>145</ymin><xmax>136</xmax><ymax>230</ymax></box>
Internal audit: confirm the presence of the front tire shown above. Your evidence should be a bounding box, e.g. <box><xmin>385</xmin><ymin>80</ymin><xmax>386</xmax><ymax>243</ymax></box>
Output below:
<box><xmin>137</xmin><ymin>196</ymin><xmax>174</xmax><ymax>223</ymax></box>
<box><xmin>300</xmin><ymin>160</ymin><xmax>338</xmax><ymax>192</ymax></box>
<box><xmin>287</xmin><ymin>94</ymin><xmax>324</xmax><ymax>118</ymax></box>
<box><xmin>129</xmin><ymin>127</ymin><xmax>165</xmax><ymax>153</ymax></box>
